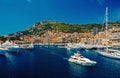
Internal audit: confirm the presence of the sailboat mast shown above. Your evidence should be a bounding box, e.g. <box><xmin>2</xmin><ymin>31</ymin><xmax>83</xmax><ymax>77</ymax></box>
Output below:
<box><xmin>105</xmin><ymin>7</ymin><xmax>108</xmax><ymax>45</ymax></box>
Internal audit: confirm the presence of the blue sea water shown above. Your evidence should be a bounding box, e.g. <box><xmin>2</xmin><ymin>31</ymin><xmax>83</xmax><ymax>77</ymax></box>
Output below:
<box><xmin>0</xmin><ymin>46</ymin><xmax>120</xmax><ymax>78</ymax></box>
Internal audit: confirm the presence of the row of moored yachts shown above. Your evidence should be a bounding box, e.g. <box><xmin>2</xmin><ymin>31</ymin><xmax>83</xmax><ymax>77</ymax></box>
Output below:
<box><xmin>0</xmin><ymin>40</ymin><xmax>34</xmax><ymax>56</ymax></box>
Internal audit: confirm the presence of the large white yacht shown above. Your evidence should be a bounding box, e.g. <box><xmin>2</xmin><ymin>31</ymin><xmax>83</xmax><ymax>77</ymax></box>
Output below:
<box><xmin>68</xmin><ymin>53</ymin><xmax>97</xmax><ymax>66</ymax></box>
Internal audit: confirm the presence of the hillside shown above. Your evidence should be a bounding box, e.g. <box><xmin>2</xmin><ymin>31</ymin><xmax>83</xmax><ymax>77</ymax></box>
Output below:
<box><xmin>21</xmin><ymin>21</ymin><xmax>103</xmax><ymax>36</ymax></box>
<box><xmin>7</xmin><ymin>21</ymin><xmax>120</xmax><ymax>37</ymax></box>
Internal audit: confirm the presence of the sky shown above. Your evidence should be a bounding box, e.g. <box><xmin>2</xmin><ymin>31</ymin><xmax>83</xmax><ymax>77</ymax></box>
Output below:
<box><xmin>0</xmin><ymin>0</ymin><xmax>120</xmax><ymax>35</ymax></box>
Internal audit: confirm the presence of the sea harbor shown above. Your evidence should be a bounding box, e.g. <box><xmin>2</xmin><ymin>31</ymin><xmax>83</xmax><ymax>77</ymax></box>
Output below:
<box><xmin>0</xmin><ymin>26</ymin><xmax>120</xmax><ymax>77</ymax></box>
<box><xmin>0</xmin><ymin>43</ymin><xmax>120</xmax><ymax>78</ymax></box>
<box><xmin>0</xmin><ymin>1</ymin><xmax>120</xmax><ymax>77</ymax></box>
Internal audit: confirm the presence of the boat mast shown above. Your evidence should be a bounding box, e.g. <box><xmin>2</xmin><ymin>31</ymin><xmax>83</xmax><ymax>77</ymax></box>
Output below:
<box><xmin>106</xmin><ymin>7</ymin><xmax>108</xmax><ymax>42</ymax></box>
<box><xmin>105</xmin><ymin>7</ymin><xmax>108</xmax><ymax>51</ymax></box>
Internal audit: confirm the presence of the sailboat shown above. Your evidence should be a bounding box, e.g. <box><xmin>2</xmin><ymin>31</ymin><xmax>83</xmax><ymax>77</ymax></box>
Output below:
<box><xmin>98</xmin><ymin>7</ymin><xmax>120</xmax><ymax>59</ymax></box>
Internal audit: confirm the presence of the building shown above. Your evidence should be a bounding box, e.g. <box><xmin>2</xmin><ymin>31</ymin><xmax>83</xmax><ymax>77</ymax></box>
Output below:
<box><xmin>110</xmin><ymin>27</ymin><xmax>120</xmax><ymax>46</ymax></box>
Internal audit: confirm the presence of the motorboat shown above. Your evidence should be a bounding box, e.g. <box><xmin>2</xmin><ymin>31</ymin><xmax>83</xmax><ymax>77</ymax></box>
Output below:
<box><xmin>68</xmin><ymin>53</ymin><xmax>97</xmax><ymax>66</ymax></box>
<box><xmin>27</xmin><ymin>43</ymin><xmax>34</xmax><ymax>50</ymax></box>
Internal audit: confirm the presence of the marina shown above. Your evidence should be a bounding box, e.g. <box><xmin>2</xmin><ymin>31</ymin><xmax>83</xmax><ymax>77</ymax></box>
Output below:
<box><xmin>0</xmin><ymin>45</ymin><xmax>120</xmax><ymax>78</ymax></box>
<box><xmin>0</xmin><ymin>0</ymin><xmax>120</xmax><ymax>78</ymax></box>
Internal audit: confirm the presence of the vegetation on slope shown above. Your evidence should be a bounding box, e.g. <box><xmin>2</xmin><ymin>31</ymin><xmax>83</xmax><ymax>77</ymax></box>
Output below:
<box><xmin>23</xmin><ymin>21</ymin><xmax>104</xmax><ymax>36</ymax></box>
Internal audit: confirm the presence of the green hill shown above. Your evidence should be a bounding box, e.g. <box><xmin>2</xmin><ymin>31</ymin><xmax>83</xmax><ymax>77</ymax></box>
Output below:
<box><xmin>21</xmin><ymin>21</ymin><xmax>103</xmax><ymax>36</ymax></box>
<box><xmin>7</xmin><ymin>21</ymin><xmax>120</xmax><ymax>37</ymax></box>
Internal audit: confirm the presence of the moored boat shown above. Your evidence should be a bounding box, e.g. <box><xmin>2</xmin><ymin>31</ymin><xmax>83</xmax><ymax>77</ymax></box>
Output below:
<box><xmin>0</xmin><ymin>47</ymin><xmax>7</xmax><ymax>56</ymax></box>
<box><xmin>97</xmin><ymin>7</ymin><xmax>120</xmax><ymax>60</ymax></box>
<box><xmin>98</xmin><ymin>49</ymin><xmax>120</xmax><ymax>59</ymax></box>
<box><xmin>2</xmin><ymin>40</ymin><xmax>22</xmax><ymax>53</ymax></box>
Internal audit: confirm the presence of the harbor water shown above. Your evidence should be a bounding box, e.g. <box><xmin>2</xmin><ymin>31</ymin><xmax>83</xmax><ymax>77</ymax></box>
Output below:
<box><xmin>0</xmin><ymin>46</ymin><xmax>120</xmax><ymax>78</ymax></box>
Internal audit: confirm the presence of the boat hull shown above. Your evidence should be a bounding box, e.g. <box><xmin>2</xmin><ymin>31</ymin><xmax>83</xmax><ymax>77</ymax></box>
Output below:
<box><xmin>98</xmin><ymin>52</ymin><xmax>120</xmax><ymax>60</ymax></box>
<box><xmin>69</xmin><ymin>58</ymin><xmax>96</xmax><ymax>66</ymax></box>
<box><xmin>0</xmin><ymin>50</ymin><xmax>7</xmax><ymax>56</ymax></box>
<box><xmin>8</xmin><ymin>47</ymin><xmax>22</xmax><ymax>54</ymax></box>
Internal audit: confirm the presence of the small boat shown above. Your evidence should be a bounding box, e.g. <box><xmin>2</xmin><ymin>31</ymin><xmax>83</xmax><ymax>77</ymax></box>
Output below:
<box><xmin>0</xmin><ymin>47</ymin><xmax>7</xmax><ymax>56</ymax></box>
<box><xmin>66</xmin><ymin>43</ymin><xmax>74</xmax><ymax>50</ymax></box>
<box><xmin>68</xmin><ymin>53</ymin><xmax>97</xmax><ymax>66</ymax></box>
<box><xmin>27</xmin><ymin>43</ymin><xmax>34</xmax><ymax>50</ymax></box>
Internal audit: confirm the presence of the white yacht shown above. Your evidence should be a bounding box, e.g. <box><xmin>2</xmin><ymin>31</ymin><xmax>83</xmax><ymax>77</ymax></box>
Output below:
<box><xmin>2</xmin><ymin>40</ymin><xmax>21</xmax><ymax>53</ymax></box>
<box><xmin>27</xmin><ymin>43</ymin><xmax>34</xmax><ymax>50</ymax></box>
<box><xmin>68</xmin><ymin>53</ymin><xmax>97</xmax><ymax>66</ymax></box>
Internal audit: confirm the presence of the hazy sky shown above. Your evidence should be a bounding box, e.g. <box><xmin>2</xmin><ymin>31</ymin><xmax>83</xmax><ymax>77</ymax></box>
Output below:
<box><xmin>0</xmin><ymin>0</ymin><xmax>120</xmax><ymax>35</ymax></box>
